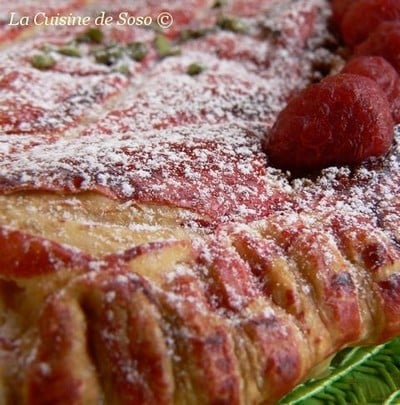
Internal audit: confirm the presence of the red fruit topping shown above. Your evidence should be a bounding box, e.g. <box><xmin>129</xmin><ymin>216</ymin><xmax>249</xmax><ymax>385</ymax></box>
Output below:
<box><xmin>342</xmin><ymin>56</ymin><xmax>399</xmax><ymax>94</ymax></box>
<box><xmin>331</xmin><ymin>0</ymin><xmax>357</xmax><ymax>26</ymax></box>
<box><xmin>263</xmin><ymin>74</ymin><xmax>394</xmax><ymax>171</ymax></box>
<box><xmin>355</xmin><ymin>21</ymin><xmax>400</xmax><ymax>74</ymax></box>
<box><xmin>341</xmin><ymin>0</ymin><xmax>400</xmax><ymax>47</ymax></box>
<box><xmin>342</xmin><ymin>56</ymin><xmax>400</xmax><ymax>122</ymax></box>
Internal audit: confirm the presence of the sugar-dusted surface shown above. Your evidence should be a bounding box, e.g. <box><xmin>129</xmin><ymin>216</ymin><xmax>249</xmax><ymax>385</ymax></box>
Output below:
<box><xmin>0</xmin><ymin>66</ymin><xmax>127</xmax><ymax>134</ymax></box>
<box><xmin>292</xmin><ymin>128</ymin><xmax>400</xmax><ymax>243</ymax></box>
<box><xmin>0</xmin><ymin>124</ymin><xmax>292</xmax><ymax>223</ymax></box>
<box><xmin>0</xmin><ymin>0</ymin><xmax>334</xmax><ymax>225</ymax></box>
<box><xmin>2</xmin><ymin>1</ymin><xmax>400</xmax><ymax>404</ymax></box>
<box><xmin>0</xmin><ymin>22</ymin><xmax>163</xmax><ymax>135</ymax></box>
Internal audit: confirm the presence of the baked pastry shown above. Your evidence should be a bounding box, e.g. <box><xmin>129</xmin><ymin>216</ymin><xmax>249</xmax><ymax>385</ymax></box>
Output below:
<box><xmin>1</xmin><ymin>0</ymin><xmax>400</xmax><ymax>403</ymax></box>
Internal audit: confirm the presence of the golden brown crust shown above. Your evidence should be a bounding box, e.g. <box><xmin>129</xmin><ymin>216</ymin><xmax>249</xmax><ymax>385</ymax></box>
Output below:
<box><xmin>1</xmin><ymin>203</ymin><xmax>400</xmax><ymax>404</ymax></box>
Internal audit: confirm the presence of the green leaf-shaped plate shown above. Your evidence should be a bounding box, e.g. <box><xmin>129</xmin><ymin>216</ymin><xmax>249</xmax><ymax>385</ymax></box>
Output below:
<box><xmin>279</xmin><ymin>337</ymin><xmax>400</xmax><ymax>404</ymax></box>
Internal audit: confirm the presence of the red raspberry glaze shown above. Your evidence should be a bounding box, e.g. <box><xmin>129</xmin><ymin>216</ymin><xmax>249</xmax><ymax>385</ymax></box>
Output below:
<box><xmin>355</xmin><ymin>21</ymin><xmax>400</xmax><ymax>74</ymax></box>
<box><xmin>341</xmin><ymin>0</ymin><xmax>400</xmax><ymax>47</ymax></box>
<box><xmin>342</xmin><ymin>56</ymin><xmax>400</xmax><ymax>122</ymax></box>
<box><xmin>263</xmin><ymin>74</ymin><xmax>394</xmax><ymax>171</ymax></box>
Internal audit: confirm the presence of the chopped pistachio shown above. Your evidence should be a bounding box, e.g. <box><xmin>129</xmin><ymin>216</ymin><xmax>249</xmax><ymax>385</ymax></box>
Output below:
<box><xmin>126</xmin><ymin>42</ymin><xmax>148</xmax><ymax>62</ymax></box>
<box><xmin>31</xmin><ymin>54</ymin><xmax>56</xmax><ymax>70</ymax></box>
<box><xmin>153</xmin><ymin>35</ymin><xmax>181</xmax><ymax>58</ymax></box>
<box><xmin>57</xmin><ymin>46</ymin><xmax>81</xmax><ymax>57</ymax></box>
<box><xmin>187</xmin><ymin>62</ymin><xmax>205</xmax><ymax>76</ymax></box>
<box><xmin>180</xmin><ymin>27</ymin><xmax>209</xmax><ymax>41</ymax></box>
<box><xmin>212</xmin><ymin>0</ymin><xmax>227</xmax><ymax>8</ymax></box>
<box><xmin>76</xmin><ymin>27</ymin><xmax>104</xmax><ymax>44</ymax></box>
<box><xmin>40</xmin><ymin>44</ymin><xmax>55</xmax><ymax>53</ymax></box>
<box><xmin>217</xmin><ymin>15</ymin><xmax>247</xmax><ymax>33</ymax></box>
<box><xmin>94</xmin><ymin>44</ymin><xmax>123</xmax><ymax>65</ymax></box>
<box><xmin>115</xmin><ymin>64</ymin><xmax>130</xmax><ymax>76</ymax></box>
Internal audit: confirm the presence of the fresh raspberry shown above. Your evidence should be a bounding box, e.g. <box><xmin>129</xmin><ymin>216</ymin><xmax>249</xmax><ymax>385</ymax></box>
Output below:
<box><xmin>263</xmin><ymin>74</ymin><xmax>394</xmax><ymax>171</ymax></box>
<box><xmin>331</xmin><ymin>0</ymin><xmax>357</xmax><ymax>26</ymax></box>
<box><xmin>342</xmin><ymin>56</ymin><xmax>398</xmax><ymax>94</ymax></box>
<box><xmin>342</xmin><ymin>56</ymin><xmax>400</xmax><ymax>122</ymax></box>
<box><xmin>355</xmin><ymin>21</ymin><xmax>400</xmax><ymax>74</ymax></box>
<box><xmin>341</xmin><ymin>0</ymin><xmax>400</xmax><ymax>47</ymax></box>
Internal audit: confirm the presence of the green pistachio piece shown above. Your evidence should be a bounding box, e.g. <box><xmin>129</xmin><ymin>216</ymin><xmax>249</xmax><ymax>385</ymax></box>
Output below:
<box><xmin>57</xmin><ymin>46</ymin><xmax>81</xmax><ymax>57</ymax></box>
<box><xmin>115</xmin><ymin>64</ymin><xmax>130</xmax><ymax>76</ymax></box>
<box><xmin>212</xmin><ymin>0</ymin><xmax>227</xmax><ymax>8</ymax></box>
<box><xmin>126</xmin><ymin>42</ymin><xmax>148</xmax><ymax>62</ymax></box>
<box><xmin>94</xmin><ymin>44</ymin><xmax>123</xmax><ymax>65</ymax></box>
<box><xmin>180</xmin><ymin>27</ymin><xmax>209</xmax><ymax>41</ymax></box>
<box><xmin>217</xmin><ymin>15</ymin><xmax>247</xmax><ymax>33</ymax></box>
<box><xmin>40</xmin><ymin>44</ymin><xmax>55</xmax><ymax>53</ymax></box>
<box><xmin>31</xmin><ymin>54</ymin><xmax>56</xmax><ymax>70</ymax></box>
<box><xmin>187</xmin><ymin>62</ymin><xmax>205</xmax><ymax>76</ymax></box>
<box><xmin>154</xmin><ymin>35</ymin><xmax>181</xmax><ymax>58</ymax></box>
<box><xmin>76</xmin><ymin>27</ymin><xmax>104</xmax><ymax>44</ymax></box>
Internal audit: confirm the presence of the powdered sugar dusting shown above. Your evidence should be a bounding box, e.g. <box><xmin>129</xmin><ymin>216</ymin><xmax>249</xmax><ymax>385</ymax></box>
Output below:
<box><xmin>292</xmin><ymin>130</ymin><xmax>400</xmax><ymax>240</ymax></box>
<box><xmin>0</xmin><ymin>0</ymin><xmax>335</xmax><ymax>226</ymax></box>
<box><xmin>2</xmin><ymin>2</ymin><xmax>400</xmax><ymax>403</ymax></box>
<box><xmin>1</xmin><ymin>0</ymin><xmax>398</xmax><ymax>239</ymax></box>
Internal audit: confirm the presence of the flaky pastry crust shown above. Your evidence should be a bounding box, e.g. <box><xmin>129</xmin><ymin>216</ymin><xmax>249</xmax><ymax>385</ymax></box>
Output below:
<box><xmin>1</xmin><ymin>0</ymin><xmax>400</xmax><ymax>404</ymax></box>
